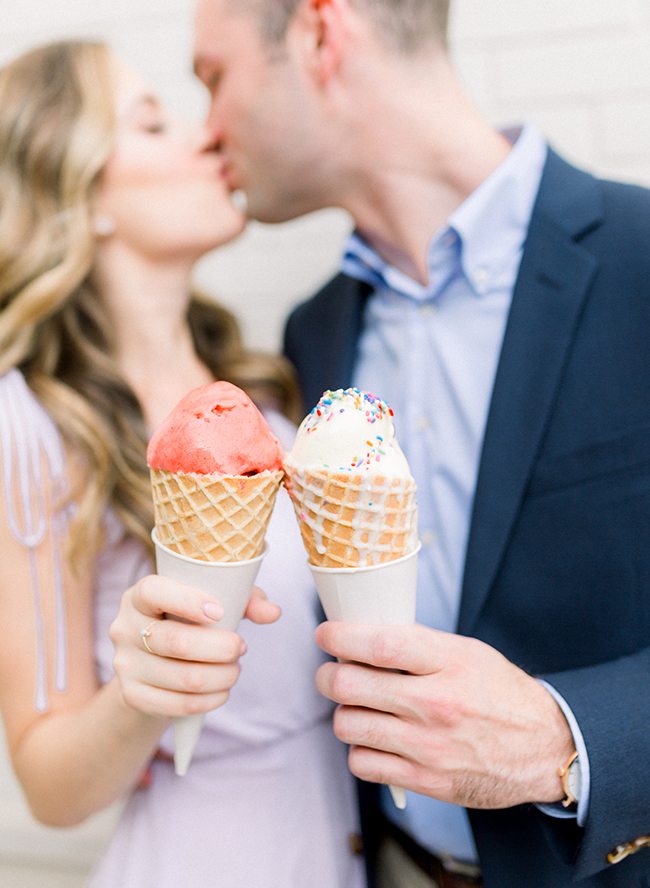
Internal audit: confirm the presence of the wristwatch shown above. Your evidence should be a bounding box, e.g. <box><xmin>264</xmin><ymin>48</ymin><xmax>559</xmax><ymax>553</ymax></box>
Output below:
<box><xmin>558</xmin><ymin>750</ymin><xmax>581</xmax><ymax>808</ymax></box>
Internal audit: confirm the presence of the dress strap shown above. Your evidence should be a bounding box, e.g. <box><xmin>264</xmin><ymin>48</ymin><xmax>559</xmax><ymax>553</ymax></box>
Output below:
<box><xmin>0</xmin><ymin>369</ymin><xmax>70</xmax><ymax>711</ymax></box>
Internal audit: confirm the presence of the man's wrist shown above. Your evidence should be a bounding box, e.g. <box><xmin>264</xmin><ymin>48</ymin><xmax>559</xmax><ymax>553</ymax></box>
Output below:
<box><xmin>537</xmin><ymin>679</ymin><xmax>590</xmax><ymax>825</ymax></box>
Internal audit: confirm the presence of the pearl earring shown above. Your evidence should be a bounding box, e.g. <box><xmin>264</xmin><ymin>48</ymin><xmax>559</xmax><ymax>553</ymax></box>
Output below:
<box><xmin>93</xmin><ymin>213</ymin><xmax>116</xmax><ymax>237</ymax></box>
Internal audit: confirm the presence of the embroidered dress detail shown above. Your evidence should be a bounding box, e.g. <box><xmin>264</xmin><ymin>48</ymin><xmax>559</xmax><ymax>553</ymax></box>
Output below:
<box><xmin>0</xmin><ymin>369</ymin><xmax>70</xmax><ymax>711</ymax></box>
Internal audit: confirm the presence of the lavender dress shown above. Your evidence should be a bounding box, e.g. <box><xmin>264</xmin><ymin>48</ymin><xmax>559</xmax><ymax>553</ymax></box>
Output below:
<box><xmin>0</xmin><ymin>370</ymin><xmax>365</xmax><ymax>888</ymax></box>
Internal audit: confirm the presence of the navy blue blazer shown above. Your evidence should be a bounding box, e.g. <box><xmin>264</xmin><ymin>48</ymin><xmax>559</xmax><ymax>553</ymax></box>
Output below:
<box><xmin>284</xmin><ymin>150</ymin><xmax>650</xmax><ymax>887</ymax></box>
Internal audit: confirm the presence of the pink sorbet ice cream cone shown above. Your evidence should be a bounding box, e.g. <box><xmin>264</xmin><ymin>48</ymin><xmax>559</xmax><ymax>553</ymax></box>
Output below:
<box><xmin>148</xmin><ymin>381</ymin><xmax>284</xmax><ymax>562</ymax></box>
<box><xmin>147</xmin><ymin>381</ymin><xmax>284</xmax><ymax>774</ymax></box>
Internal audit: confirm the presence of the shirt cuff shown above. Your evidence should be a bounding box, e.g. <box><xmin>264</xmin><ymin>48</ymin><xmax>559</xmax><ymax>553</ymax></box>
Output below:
<box><xmin>535</xmin><ymin>679</ymin><xmax>590</xmax><ymax>827</ymax></box>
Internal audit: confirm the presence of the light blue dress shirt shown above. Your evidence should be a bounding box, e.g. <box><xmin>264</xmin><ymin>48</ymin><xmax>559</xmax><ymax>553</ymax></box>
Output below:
<box><xmin>343</xmin><ymin>124</ymin><xmax>589</xmax><ymax>863</ymax></box>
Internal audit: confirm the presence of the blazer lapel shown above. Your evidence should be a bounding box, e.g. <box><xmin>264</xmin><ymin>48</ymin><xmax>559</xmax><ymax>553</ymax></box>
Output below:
<box><xmin>290</xmin><ymin>275</ymin><xmax>371</xmax><ymax>411</ymax></box>
<box><xmin>457</xmin><ymin>154</ymin><xmax>602</xmax><ymax>635</ymax></box>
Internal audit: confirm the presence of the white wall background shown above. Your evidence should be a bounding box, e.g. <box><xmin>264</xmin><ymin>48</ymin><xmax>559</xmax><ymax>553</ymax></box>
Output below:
<box><xmin>1</xmin><ymin>0</ymin><xmax>649</xmax><ymax>885</ymax></box>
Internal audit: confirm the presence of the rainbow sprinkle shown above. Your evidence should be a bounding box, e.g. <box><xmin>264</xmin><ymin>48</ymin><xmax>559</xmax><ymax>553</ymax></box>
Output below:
<box><xmin>301</xmin><ymin>388</ymin><xmax>396</xmax><ymax>472</ymax></box>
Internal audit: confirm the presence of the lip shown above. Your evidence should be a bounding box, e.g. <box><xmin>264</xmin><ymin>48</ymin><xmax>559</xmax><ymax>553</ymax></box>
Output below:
<box><xmin>203</xmin><ymin>159</ymin><xmax>237</xmax><ymax>195</ymax></box>
<box><xmin>220</xmin><ymin>160</ymin><xmax>240</xmax><ymax>191</ymax></box>
<box><xmin>204</xmin><ymin>153</ymin><xmax>227</xmax><ymax>179</ymax></box>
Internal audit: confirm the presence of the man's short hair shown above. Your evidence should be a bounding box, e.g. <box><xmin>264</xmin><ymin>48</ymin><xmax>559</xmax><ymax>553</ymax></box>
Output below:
<box><xmin>234</xmin><ymin>0</ymin><xmax>449</xmax><ymax>53</ymax></box>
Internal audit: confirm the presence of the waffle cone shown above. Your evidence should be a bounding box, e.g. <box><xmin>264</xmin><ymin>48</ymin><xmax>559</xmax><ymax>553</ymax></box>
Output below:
<box><xmin>284</xmin><ymin>464</ymin><xmax>417</xmax><ymax>568</ymax></box>
<box><xmin>150</xmin><ymin>467</ymin><xmax>283</xmax><ymax>562</ymax></box>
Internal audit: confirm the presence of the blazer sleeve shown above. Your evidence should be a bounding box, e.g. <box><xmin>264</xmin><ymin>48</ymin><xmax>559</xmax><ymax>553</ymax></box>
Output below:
<box><xmin>538</xmin><ymin>648</ymin><xmax>650</xmax><ymax>880</ymax></box>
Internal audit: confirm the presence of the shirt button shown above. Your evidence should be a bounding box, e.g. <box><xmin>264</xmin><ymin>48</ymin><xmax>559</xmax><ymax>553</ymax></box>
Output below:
<box><xmin>348</xmin><ymin>833</ymin><xmax>364</xmax><ymax>856</ymax></box>
<box><xmin>420</xmin><ymin>529</ymin><xmax>437</xmax><ymax>548</ymax></box>
<box><xmin>475</xmin><ymin>267</ymin><xmax>490</xmax><ymax>285</ymax></box>
<box><xmin>419</xmin><ymin>303</ymin><xmax>436</xmax><ymax>318</ymax></box>
<box><xmin>414</xmin><ymin>414</ymin><xmax>430</xmax><ymax>431</ymax></box>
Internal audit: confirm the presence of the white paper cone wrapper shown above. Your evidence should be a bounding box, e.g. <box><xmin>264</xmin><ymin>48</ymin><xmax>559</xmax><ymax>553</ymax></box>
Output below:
<box><xmin>309</xmin><ymin>543</ymin><xmax>420</xmax><ymax>626</ymax></box>
<box><xmin>152</xmin><ymin>529</ymin><xmax>266</xmax><ymax>775</ymax></box>
<box><xmin>309</xmin><ymin>543</ymin><xmax>420</xmax><ymax>810</ymax></box>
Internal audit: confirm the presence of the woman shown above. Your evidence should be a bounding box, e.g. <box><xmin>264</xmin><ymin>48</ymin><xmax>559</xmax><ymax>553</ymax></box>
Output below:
<box><xmin>0</xmin><ymin>40</ymin><xmax>364</xmax><ymax>887</ymax></box>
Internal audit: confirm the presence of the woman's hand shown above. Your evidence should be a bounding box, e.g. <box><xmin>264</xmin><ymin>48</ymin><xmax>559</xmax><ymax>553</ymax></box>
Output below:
<box><xmin>110</xmin><ymin>575</ymin><xmax>281</xmax><ymax>719</ymax></box>
<box><xmin>244</xmin><ymin>587</ymin><xmax>282</xmax><ymax>624</ymax></box>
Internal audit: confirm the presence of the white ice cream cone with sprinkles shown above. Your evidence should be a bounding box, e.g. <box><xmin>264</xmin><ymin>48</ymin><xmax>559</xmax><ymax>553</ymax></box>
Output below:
<box><xmin>284</xmin><ymin>388</ymin><xmax>419</xmax><ymax>809</ymax></box>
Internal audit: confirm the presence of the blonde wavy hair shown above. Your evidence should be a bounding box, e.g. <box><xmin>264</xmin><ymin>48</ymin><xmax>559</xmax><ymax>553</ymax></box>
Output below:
<box><xmin>0</xmin><ymin>40</ymin><xmax>299</xmax><ymax>566</ymax></box>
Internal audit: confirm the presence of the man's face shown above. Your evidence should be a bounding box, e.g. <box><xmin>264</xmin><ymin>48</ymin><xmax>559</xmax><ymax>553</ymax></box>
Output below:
<box><xmin>194</xmin><ymin>0</ymin><xmax>326</xmax><ymax>222</ymax></box>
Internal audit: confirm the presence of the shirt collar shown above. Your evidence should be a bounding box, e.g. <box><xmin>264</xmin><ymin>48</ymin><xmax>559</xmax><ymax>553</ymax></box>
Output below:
<box><xmin>341</xmin><ymin>123</ymin><xmax>548</xmax><ymax>301</ymax></box>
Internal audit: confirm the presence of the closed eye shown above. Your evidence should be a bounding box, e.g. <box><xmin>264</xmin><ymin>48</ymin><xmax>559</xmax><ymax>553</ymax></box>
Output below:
<box><xmin>144</xmin><ymin>121</ymin><xmax>167</xmax><ymax>134</ymax></box>
<box><xmin>128</xmin><ymin>95</ymin><xmax>169</xmax><ymax>135</ymax></box>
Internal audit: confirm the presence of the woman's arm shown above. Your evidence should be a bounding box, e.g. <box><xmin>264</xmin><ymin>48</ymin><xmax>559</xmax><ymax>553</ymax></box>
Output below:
<box><xmin>0</xmin><ymin>455</ymin><xmax>278</xmax><ymax>827</ymax></box>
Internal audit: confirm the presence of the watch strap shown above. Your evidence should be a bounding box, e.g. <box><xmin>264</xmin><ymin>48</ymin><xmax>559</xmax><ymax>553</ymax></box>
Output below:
<box><xmin>558</xmin><ymin>750</ymin><xmax>579</xmax><ymax>808</ymax></box>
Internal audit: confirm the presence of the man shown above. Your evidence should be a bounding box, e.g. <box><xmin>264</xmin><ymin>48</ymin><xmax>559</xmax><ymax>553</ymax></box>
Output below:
<box><xmin>193</xmin><ymin>1</ymin><xmax>650</xmax><ymax>885</ymax></box>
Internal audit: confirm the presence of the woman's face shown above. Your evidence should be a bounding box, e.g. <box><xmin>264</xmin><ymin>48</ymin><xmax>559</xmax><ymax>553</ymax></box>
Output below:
<box><xmin>93</xmin><ymin>60</ymin><xmax>245</xmax><ymax>261</ymax></box>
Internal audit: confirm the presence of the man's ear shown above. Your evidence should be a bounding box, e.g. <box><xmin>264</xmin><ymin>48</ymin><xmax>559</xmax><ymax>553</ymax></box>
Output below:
<box><xmin>294</xmin><ymin>0</ymin><xmax>346</xmax><ymax>86</ymax></box>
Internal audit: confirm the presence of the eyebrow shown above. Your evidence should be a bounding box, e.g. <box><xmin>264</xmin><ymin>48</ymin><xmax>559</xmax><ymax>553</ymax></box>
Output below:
<box><xmin>137</xmin><ymin>95</ymin><xmax>161</xmax><ymax>111</ymax></box>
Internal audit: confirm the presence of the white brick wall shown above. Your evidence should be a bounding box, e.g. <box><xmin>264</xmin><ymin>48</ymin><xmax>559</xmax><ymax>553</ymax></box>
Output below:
<box><xmin>451</xmin><ymin>0</ymin><xmax>650</xmax><ymax>188</ymax></box>
<box><xmin>1</xmin><ymin>2</ymin><xmax>649</xmax><ymax>885</ymax></box>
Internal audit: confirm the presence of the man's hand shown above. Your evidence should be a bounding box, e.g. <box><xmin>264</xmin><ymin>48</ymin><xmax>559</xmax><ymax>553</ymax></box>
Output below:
<box><xmin>314</xmin><ymin>622</ymin><xmax>575</xmax><ymax>809</ymax></box>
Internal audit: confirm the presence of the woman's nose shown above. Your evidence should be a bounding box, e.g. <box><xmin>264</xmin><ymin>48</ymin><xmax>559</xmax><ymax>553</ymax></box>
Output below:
<box><xmin>172</xmin><ymin>116</ymin><xmax>216</xmax><ymax>153</ymax></box>
<box><xmin>195</xmin><ymin>122</ymin><xmax>220</xmax><ymax>153</ymax></box>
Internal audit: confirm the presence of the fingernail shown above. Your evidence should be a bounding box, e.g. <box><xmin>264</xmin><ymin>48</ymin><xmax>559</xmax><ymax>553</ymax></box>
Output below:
<box><xmin>202</xmin><ymin>602</ymin><xmax>223</xmax><ymax>621</ymax></box>
<box><xmin>239</xmin><ymin>640</ymin><xmax>247</xmax><ymax>656</ymax></box>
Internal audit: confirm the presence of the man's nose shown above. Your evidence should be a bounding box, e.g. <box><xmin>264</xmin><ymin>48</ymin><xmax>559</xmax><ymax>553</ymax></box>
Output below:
<box><xmin>203</xmin><ymin>99</ymin><xmax>225</xmax><ymax>150</ymax></box>
<box><xmin>194</xmin><ymin>120</ymin><xmax>220</xmax><ymax>154</ymax></box>
<box><xmin>197</xmin><ymin>123</ymin><xmax>215</xmax><ymax>151</ymax></box>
